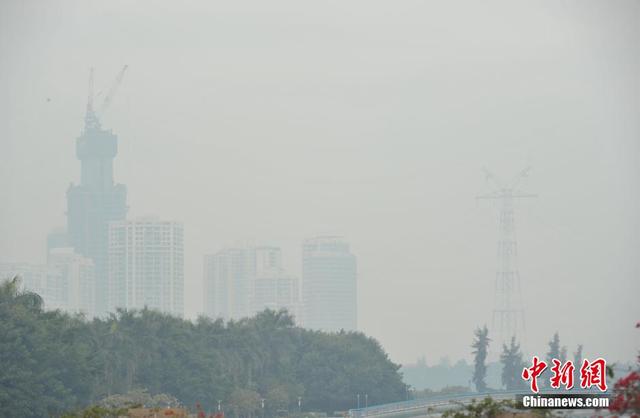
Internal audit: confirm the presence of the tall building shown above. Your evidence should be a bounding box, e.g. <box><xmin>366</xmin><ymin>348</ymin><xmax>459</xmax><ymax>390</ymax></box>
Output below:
<box><xmin>203</xmin><ymin>246</ymin><xmax>300</xmax><ymax>321</ymax></box>
<box><xmin>47</xmin><ymin>248</ymin><xmax>95</xmax><ymax>317</ymax></box>
<box><xmin>0</xmin><ymin>253</ymin><xmax>94</xmax><ymax>317</ymax></box>
<box><xmin>251</xmin><ymin>269</ymin><xmax>301</xmax><ymax>321</ymax></box>
<box><xmin>108</xmin><ymin>218</ymin><xmax>184</xmax><ymax>317</ymax></box>
<box><xmin>46</xmin><ymin>227</ymin><xmax>70</xmax><ymax>257</ymax></box>
<box><xmin>66</xmin><ymin>106</ymin><xmax>127</xmax><ymax>316</ymax></box>
<box><xmin>0</xmin><ymin>263</ymin><xmax>51</xmax><ymax>301</ymax></box>
<box><xmin>302</xmin><ymin>236</ymin><xmax>357</xmax><ymax>332</ymax></box>
<box><xmin>203</xmin><ymin>247</ymin><xmax>253</xmax><ymax>320</ymax></box>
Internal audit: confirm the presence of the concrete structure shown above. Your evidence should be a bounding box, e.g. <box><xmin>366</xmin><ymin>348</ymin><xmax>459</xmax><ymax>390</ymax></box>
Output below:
<box><xmin>203</xmin><ymin>247</ymin><xmax>253</xmax><ymax>320</ymax></box>
<box><xmin>0</xmin><ymin>263</ymin><xmax>51</xmax><ymax>302</ymax></box>
<box><xmin>108</xmin><ymin>218</ymin><xmax>184</xmax><ymax>317</ymax></box>
<box><xmin>47</xmin><ymin>248</ymin><xmax>96</xmax><ymax>317</ymax></box>
<box><xmin>203</xmin><ymin>246</ymin><xmax>300</xmax><ymax>322</ymax></box>
<box><xmin>302</xmin><ymin>236</ymin><xmax>357</xmax><ymax>332</ymax></box>
<box><xmin>0</xmin><ymin>254</ymin><xmax>94</xmax><ymax>317</ymax></box>
<box><xmin>251</xmin><ymin>269</ymin><xmax>301</xmax><ymax>321</ymax></box>
<box><xmin>66</xmin><ymin>106</ymin><xmax>127</xmax><ymax>316</ymax></box>
<box><xmin>46</xmin><ymin>227</ymin><xmax>70</xmax><ymax>258</ymax></box>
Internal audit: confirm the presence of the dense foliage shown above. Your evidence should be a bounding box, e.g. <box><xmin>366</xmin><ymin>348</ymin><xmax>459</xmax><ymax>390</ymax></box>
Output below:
<box><xmin>499</xmin><ymin>337</ymin><xmax>525</xmax><ymax>391</ymax></box>
<box><xmin>609</xmin><ymin>322</ymin><xmax>640</xmax><ymax>416</ymax></box>
<box><xmin>0</xmin><ymin>278</ymin><xmax>406</xmax><ymax>417</ymax></box>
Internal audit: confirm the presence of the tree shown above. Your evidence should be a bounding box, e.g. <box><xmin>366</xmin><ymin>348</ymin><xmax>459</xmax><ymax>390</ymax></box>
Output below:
<box><xmin>0</xmin><ymin>277</ymin><xmax>90</xmax><ymax>417</ymax></box>
<box><xmin>99</xmin><ymin>389</ymin><xmax>181</xmax><ymax>409</ymax></box>
<box><xmin>471</xmin><ymin>326</ymin><xmax>490</xmax><ymax>392</ymax></box>
<box><xmin>546</xmin><ymin>332</ymin><xmax>561</xmax><ymax>363</ymax></box>
<box><xmin>499</xmin><ymin>336</ymin><xmax>525</xmax><ymax>390</ymax></box>
<box><xmin>543</xmin><ymin>332</ymin><xmax>563</xmax><ymax>389</ymax></box>
<box><xmin>559</xmin><ymin>346</ymin><xmax>567</xmax><ymax>363</ymax></box>
<box><xmin>573</xmin><ymin>344</ymin><xmax>583</xmax><ymax>365</ymax></box>
<box><xmin>608</xmin><ymin>322</ymin><xmax>640</xmax><ymax>416</ymax></box>
<box><xmin>265</xmin><ymin>385</ymin><xmax>289</xmax><ymax>416</ymax></box>
<box><xmin>0</xmin><ymin>278</ymin><xmax>408</xmax><ymax>416</ymax></box>
<box><xmin>228</xmin><ymin>388</ymin><xmax>261</xmax><ymax>418</ymax></box>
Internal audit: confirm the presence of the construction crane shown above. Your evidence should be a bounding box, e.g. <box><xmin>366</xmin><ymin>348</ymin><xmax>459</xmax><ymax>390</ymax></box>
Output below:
<box><xmin>99</xmin><ymin>65</ymin><xmax>128</xmax><ymax>114</ymax></box>
<box><xmin>84</xmin><ymin>65</ymin><xmax>128</xmax><ymax>131</ymax></box>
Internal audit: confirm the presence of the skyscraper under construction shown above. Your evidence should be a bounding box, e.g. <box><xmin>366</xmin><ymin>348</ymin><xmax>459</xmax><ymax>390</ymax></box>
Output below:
<box><xmin>66</xmin><ymin>68</ymin><xmax>128</xmax><ymax>316</ymax></box>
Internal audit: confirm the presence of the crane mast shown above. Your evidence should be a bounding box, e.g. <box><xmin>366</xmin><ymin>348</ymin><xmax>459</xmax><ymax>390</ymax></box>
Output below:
<box><xmin>83</xmin><ymin>65</ymin><xmax>128</xmax><ymax>132</ymax></box>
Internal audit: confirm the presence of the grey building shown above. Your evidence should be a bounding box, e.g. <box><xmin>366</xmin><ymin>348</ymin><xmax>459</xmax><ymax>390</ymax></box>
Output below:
<box><xmin>302</xmin><ymin>236</ymin><xmax>357</xmax><ymax>332</ymax></box>
<box><xmin>251</xmin><ymin>269</ymin><xmax>301</xmax><ymax>322</ymax></box>
<box><xmin>203</xmin><ymin>246</ymin><xmax>299</xmax><ymax>321</ymax></box>
<box><xmin>66</xmin><ymin>109</ymin><xmax>127</xmax><ymax>316</ymax></box>
<box><xmin>47</xmin><ymin>248</ymin><xmax>96</xmax><ymax>317</ymax></box>
<box><xmin>203</xmin><ymin>247</ymin><xmax>254</xmax><ymax>321</ymax></box>
<box><xmin>46</xmin><ymin>227</ymin><xmax>70</xmax><ymax>258</ymax></box>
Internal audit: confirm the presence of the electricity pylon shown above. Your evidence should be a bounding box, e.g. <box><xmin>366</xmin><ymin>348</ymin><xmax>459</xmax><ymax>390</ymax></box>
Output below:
<box><xmin>477</xmin><ymin>166</ymin><xmax>536</xmax><ymax>347</ymax></box>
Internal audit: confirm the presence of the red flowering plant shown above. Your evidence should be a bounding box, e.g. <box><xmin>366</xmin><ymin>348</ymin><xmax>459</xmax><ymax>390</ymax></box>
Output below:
<box><xmin>608</xmin><ymin>322</ymin><xmax>640</xmax><ymax>416</ymax></box>
<box><xmin>196</xmin><ymin>402</ymin><xmax>206</xmax><ymax>418</ymax></box>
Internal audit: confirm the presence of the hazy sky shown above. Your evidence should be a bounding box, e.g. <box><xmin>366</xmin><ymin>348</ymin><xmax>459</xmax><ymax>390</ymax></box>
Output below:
<box><xmin>1</xmin><ymin>0</ymin><xmax>638</xmax><ymax>365</ymax></box>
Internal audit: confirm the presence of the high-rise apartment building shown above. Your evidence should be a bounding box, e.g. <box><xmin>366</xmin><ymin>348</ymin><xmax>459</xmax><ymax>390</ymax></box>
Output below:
<box><xmin>46</xmin><ymin>228</ymin><xmax>70</xmax><ymax>257</ymax></box>
<box><xmin>66</xmin><ymin>108</ymin><xmax>127</xmax><ymax>316</ymax></box>
<box><xmin>108</xmin><ymin>218</ymin><xmax>184</xmax><ymax>317</ymax></box>
<box><xmin>302</xmin><ymin>236</ymin><xmax>357</xmax><ymax>332</ymax></box>
<box><xmin>252</xmin><ymin>270</ymin><xmax>301</xmax><ymax>321</ymax></box>
<box><xmin>47</xmin><ymin>248</ymin><xmax>96</xmax><ymax>317</ymax></box>
<box><xmin>0</xmin><ymin>250</ymin><xmax>95</xmax><ymax>317</ymax></box>
<box><xmin>0</xmin><ymin>263</ymin><xmax>51</xmax><ymax>301</ymax></box>
<box><xmin>203</xmin><ymin>247</ymin><xmax>253</xmax><ymax>320</ymax></box>
<box><xmin>203</xmin><ymin>246</ymin><xmax>300</xmax><ymax>322</ymax></box>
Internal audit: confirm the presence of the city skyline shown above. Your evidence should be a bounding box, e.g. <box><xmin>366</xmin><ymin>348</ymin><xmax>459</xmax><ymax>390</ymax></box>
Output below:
<box><xmin>203</xmin><ymin>244</ymin><xmax>302</xmax><ymax>323</ymax></box>
<box><xmin>1</xmin><ymin>0</ymin><xmax>638</xmax><ymax>366</ymax></box>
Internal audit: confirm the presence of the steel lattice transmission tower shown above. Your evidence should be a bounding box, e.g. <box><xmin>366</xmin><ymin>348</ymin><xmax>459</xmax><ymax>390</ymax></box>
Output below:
<box><xmin>477</xmin><ymin>166</ymin><xmax>536</xmax><ymax>347</ymax></box>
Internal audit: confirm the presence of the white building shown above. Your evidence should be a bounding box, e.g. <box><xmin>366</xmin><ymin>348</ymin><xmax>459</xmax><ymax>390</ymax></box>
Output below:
<box><xmin>108</xmin><ymin>218</ymin><xmax>184</xmax><ymax>317</ymax></box>
<box><xmin>0</xmin><ymin>263</ymin><xmax>51</xmax><ymax>303</ymax></box>
<box><xmin>302</xmin><ymin>236</ymin><xmax>357</xmax><ymax>332</ymax></box>
<box><xmin>252</xmin><ymin>269</ymin><xmax>301</xmax><ymax>321</ymax></box>
<box><xmin>48</xmin><ymin>248</ymin><xmax>95</xmax><ymax>317</ymax></box>
<box><xmin>203</xmin><ymin>246</ymin><xmax>300</xmax><ymax>322</ymax></box>
<box><xmin>203</xmin><ymin>247</ymin><xmax>253</xmax><ymax>320</ymax></box>
<box><xmin>0</xmin><ymin>250</ymin><xmax>95</xmax><ymax>317</ymax></box>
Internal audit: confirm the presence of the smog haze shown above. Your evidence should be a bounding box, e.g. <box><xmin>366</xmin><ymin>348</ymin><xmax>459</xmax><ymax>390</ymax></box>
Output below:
<box><xmin>1</xmin><ymin>0</ymin><xmax>639</xmax><ymax>365</ymax></box>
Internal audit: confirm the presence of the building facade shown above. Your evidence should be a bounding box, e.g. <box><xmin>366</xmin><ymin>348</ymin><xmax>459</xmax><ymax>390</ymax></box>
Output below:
<box><xmin>251</xmin><ymin>269</ymin><xmax>301</xmax><ymax>320</ymax></box>
<box><xmin>0</xmin><ymin>251</ymin><xmax>95</xmax><ymax>317</ymax></box>
<box><xmin>66</xmin><ymin>110</ymin><xmax>127</xmax><ymax>316</ymax></box>
<box><xmin>0</xmin><ymin>263</ymin><xmax>51</xmax><ymax>302</ymax></box>
<box><xmin>203</xmin><ymin>247</ymin><xmax>253</xmax><ymax>321</ymax></box>
<box><xmin>302</xmin><ymin>236</ymin><xmax>357</xmax><ymax>332</ymax></box>
<box><xmin>47</xmin><ymin>248</ymin><xmax>96</xmax><ymax>317</ymax></box>
<box><xmin>203</xmin><ymin>246</ymin><xmax>300</xmax><ymax>322</ymax></box>
<box><xmin>108</xmin><ymin>218</ymin><xmax>184</xmax><ymax>317</ymax></box>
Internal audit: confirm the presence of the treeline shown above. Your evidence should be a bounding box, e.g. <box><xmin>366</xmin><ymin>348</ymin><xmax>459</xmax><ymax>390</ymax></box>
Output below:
<box><xmin>402</xmin><ymin>359</ymin><xmax>502</xmax><ymax>391</ymax></box>
<box><xmin>470</xmin><ymin>326</ymin><xmax>586</xmax><ymax>392</ymax></box>
<box><xmin>0</xmin><ymin>278</ymin><xmax>406</xmax><ymax>418</ymax></box>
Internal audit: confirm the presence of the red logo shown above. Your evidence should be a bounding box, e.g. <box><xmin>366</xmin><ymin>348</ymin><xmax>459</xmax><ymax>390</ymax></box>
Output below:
<box><xmin>550</xmin><ymin>359</ymin><xmax>575</xmax><ymax>390</ymax></box>
<box><xmin>580</xmin><ymin>358</ymin><xmax>608</xmax><ymax>391</ymax></box>
<box><xmin>522</xmin><ymin>356</ymin><xmax>608</xmax><ymax>393</ymax></box>
<box><xmin>522</xmin><ymin>356</ymin><xmax>547</xmax><ymax>393</ymax></box>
